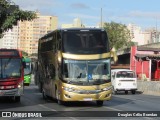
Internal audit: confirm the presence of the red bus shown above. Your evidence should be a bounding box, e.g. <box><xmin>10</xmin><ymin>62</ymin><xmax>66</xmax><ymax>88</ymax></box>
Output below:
<box><xmin>0</xmin><ymin>49</ymin><xmax>25</xmax><ymax>102</ymax></box>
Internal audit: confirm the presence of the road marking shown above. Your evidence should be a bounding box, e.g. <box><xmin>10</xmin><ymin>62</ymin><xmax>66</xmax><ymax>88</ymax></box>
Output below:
<box><xmin>103</xmin><ymin>106</ymin><xmax>123</xmax><ymax>111</ymax></box>
<box><xmin>113</xmin><ymin>95</ymin><xmax>149</xmax><ymax>103</ymax></box>
<box><xmin>38</xmin><ymin>104</ymin><xmax>57</xmax><ymax>111</ymax></box>
<box><xmin>38</xmin><ymin>104</ymin><xmax>78</xmax><ymax>120</ymax></box>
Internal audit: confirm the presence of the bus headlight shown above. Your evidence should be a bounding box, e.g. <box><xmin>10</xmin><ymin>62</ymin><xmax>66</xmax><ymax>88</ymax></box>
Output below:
<box><xmin>102</xmin><ymin>86</ymin><xmax>113</xmax><ymax>91</ymax></box>
<box><xmin>18</xmin><ymin>81</ymin><xmax>23</xmax><ymax>88</ymax></box>
<box><xmin>63</xmin><ymin>86</ymin><xmax>74</xmax><ymax>92</ymax></box>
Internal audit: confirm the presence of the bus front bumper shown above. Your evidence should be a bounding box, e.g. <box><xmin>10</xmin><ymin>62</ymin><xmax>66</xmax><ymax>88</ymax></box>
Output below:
<box><xmin>60</xmin><ymin>90</ymin><xmax>112</xmax><ymax>102</ymax></box>
<box><xmin>0</xmin><ymin>88</ymin><xmax>23</xmax><ymax>97</ymax></box>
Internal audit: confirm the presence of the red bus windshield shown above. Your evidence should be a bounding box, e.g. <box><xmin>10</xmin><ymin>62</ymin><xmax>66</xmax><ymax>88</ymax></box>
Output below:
<box><xmin>0</xmin><ymin>58</ymin><xmax>22</xmax><ymax>79</ymax></box>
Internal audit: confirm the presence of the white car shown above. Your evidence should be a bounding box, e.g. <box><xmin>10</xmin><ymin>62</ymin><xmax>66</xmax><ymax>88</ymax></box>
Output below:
<box><xmin>111</xmin><ymin>69</ymin><xmax>137</xmax><ymax>94</ymax></box>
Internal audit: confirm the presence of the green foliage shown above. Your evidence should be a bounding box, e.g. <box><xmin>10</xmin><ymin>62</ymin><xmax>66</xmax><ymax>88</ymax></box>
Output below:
<box><xmin>22</xmin><ymin>51</ymin><xmax>28</xmax><ymax>57</ymax></box>
<box><xmin>31</xmin><ymin>53</ymin><xmax>38</xmax><ymax>57</ymax></box>
<box><xmin>103</xmin><ymin>21</ymin><xmax>133</xmax><ymax>50</ymax></box>
<box><xmin>0</xmin><ymin>0</ymin><xmax>37</xmax><ymax>37</ymax></box>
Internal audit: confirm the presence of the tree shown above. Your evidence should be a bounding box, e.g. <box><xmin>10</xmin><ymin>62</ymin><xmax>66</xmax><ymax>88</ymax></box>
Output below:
<box><xmin>0</xmin><ymin>0</ymin><xmax>36</xmax><ymax>37</ymax></box>
<box><xmin>103</xmin><ymin>21</ymin><xmax>134</xmax><ymax>50</ymax></box>
<box><xmin>22</xmin><ymin>51</ymin><xmax>28</xmax><ymax>57</ymax></box>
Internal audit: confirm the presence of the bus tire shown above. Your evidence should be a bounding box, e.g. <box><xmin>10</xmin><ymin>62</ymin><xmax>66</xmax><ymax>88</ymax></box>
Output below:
<box><xmin>125</xmin><ymin>91</ymin><xmax>128</xmax><ymax>94</ymax></box>
<box><xmin>56</xmin><ymin>89</ymin><xmax>62</xmax><ymax>105</ymax></box>
<box><xmin>96</xmin><ymin>100</ymin><xmax>103</xmax><ymax>106</ymax></box>
<box><xmin>15</xmin><ymin>96</ymin><xmax>20</xmax><ymax>102</ymax></box>
<box><xmin>42</xmin><ymin>89</ymin><xmax>48</xmax><ymax>100</ymax></box>
<box><xmin>38</xmin><ymin>82</ymin><xmax>43</xmax><ymax>93</ymax></box>
<box><xmin>131</xmin><ymin>90</ymin><xmax>136</xmax><ymax>94</ymax></box>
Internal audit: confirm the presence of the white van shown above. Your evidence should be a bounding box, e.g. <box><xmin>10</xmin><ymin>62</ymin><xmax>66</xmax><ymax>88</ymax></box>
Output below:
<box><xmin>111</xmin><ymin>69</ymin><xmax>137</xmax><ymax>94</ymax></box>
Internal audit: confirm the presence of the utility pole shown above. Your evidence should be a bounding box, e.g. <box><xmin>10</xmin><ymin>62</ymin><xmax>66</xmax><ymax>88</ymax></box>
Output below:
<box><xmin>155</xmin><ymin>17</ymin><xmax>158</xmax><ymax>43</ymax></box>
<box><xmin>101</xmin><ymin>8</ymin><xmax>102</xmax><ymax>28</ymax></box>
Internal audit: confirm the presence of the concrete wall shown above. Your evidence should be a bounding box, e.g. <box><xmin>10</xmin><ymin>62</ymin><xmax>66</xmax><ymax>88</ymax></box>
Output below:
<box><xmin>137</xmin><ymin>81</ymin><xmax>160</xmax><ymax>96</ymax></box>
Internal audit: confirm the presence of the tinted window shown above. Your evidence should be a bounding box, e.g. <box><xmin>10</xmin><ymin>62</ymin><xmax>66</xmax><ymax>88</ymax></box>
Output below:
<box><xmin>62</xmin><ymin>31</ymin><xmax>109</xmax><ymax>54</ymax></box>
<box><xmin>0</xmin><ymin>58</ymin><xmax>22</xmax><ymax>79</ymax></box>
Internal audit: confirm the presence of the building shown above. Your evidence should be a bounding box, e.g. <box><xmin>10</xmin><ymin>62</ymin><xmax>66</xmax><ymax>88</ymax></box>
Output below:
<box><xmin>0</xmin><ymin>12</ymin><xmax>58</xmax><ymax>55</ymax></box>
<box><xmin>61</xmin><ymin>18</ymin><xmax>85</xmax><ymax>28</ymax></box>
<box><xmin>130</xmin><ymin>45</ymin><xmax>160</xmax><ymax>81</ymax></box>
<box><xmin>0</xmin><ymin>26</ymin><xmax>19</xmax><ymax>49</ymax></box>
<box><xmin>145</xmin><ymin>28</ymin><xmax>160</xmax><ymax>43</ymax></box>
<box><xmin>127</xmin><ymin>23</ymin><xmax>151</xmax><ymax>45</ymax></box>
<box><xmin>18</xmin><ymin>12</ymin><xmax>58</xmax><ymax>55</ymax></box>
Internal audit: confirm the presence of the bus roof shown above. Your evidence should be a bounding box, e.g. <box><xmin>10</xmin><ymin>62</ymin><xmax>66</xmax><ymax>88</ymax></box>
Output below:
<box><xmin>0</xmin><ymin>49</ymin><xmax>22</xmax><ymax>57</ymax></box>
<box><xmin>40</xmin><ymin>28</ymin><xmax>106</xmax><ymax>40</ymax></box>
<box><xmin>59</xmin><ymin>28</ymin><xmax>105</xmax><ymax>31</ymax></box>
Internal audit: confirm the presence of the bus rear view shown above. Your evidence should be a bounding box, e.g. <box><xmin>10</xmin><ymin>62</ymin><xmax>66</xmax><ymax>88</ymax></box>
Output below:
<box><xmin>0</xmin><ymin>49</ymin><xmax>24</xmax><ymax>102</ymax></box>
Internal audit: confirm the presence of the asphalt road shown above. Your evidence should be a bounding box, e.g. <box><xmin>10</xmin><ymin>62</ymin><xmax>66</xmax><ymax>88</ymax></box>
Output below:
<box><xmin>0</xmin><ymin>76</ymin><xmax>160</xmax><ymax>120</ymax></box>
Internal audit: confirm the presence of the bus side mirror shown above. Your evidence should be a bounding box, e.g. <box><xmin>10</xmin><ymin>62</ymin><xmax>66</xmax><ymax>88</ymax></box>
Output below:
<box><xmin>111</xmin><ymin>47</ymin><xmax>118</xmax><ymax>63</ymax></box>
<box><xmin>23</xmin><ymin>62</ymin><xmax>26</xmax><ymax>68</ymax></box>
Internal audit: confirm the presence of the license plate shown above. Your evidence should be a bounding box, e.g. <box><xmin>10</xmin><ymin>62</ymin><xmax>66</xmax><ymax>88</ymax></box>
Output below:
<box><xmin>83</xmin><ymin>98</ymin><xmax>92</xmax><ymax>101</ymax></box>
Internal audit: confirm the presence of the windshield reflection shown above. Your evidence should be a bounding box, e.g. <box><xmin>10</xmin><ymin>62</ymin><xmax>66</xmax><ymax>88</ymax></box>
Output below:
<box><xmin>63</xmin><ymin>59</ymin><xmax>110</xmax><ymax>85</ymax></box>
<box><xmin>0</xmin><ymin>58</ymin><xmax>21</xmax><ymax>79</ymax></box>
<box><xmin>63</xmin><ymin>31</ymin><xmax>109</xmax><ymax>54</ymax></box>
<box><xmin>24</xmin><ymin>63</ymin><xmax>31</xmax><ymax>75</ymax></box>
<box><xmin>116</xmin><ymin>71</ymin><xmax>136</xmax><ymax>78</ymax></box>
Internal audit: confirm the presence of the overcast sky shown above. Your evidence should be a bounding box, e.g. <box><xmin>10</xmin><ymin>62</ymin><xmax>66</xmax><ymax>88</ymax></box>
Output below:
<box><xmin>12</xmin><ymin>0</ymin><xmax>160</xmax><ymax>29</ymax></box>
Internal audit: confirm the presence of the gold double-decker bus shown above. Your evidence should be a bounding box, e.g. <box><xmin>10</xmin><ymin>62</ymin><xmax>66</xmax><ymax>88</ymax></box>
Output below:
<box><xmin>36</xmin><ymin>28</ymin><xmax>117</xmax><ymax>106</ymax></box>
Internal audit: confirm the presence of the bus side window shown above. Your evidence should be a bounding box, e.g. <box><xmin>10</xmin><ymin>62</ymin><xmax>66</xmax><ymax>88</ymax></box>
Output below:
<box><xmin>49</xmin><ymin>64</ymin><xmax>56</xmax><ymax>79</ymax></box>
<box><xmin>23</xmin><ymin>61</ymin><xmax>26</xmax><ymax>68</ymax></box>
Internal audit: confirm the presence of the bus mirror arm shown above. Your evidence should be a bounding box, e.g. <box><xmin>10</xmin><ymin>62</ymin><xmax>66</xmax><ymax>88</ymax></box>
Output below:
<box><xmin>111</xmin><ymin>47</ymin><xmax>118</xmax><ymax>63</ymax></box>
<box><xmin>58</xmin><ymin>51</ymin><xmax>62</xmax><ymax>63</ymax></box>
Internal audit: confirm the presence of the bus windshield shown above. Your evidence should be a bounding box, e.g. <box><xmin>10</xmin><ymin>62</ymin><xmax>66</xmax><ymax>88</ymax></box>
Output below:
<box><xmin>24</xmin><ymin>62</ymin><xmax>32</xmax><ymax>75</ymax></box>
<box><xmin>116</xmin><ymin>71</ymin><xmax>136</xmax><ymax>78</ymax></box>
<box><xmin>63</xmin><ymin>31</ymin><xmax>109</xmax><ymax>54</ymax></box>
<box><xmin>63</xmin><ymin>59</ymin><xmax>111</xmax><ymax>85</ymax></box>
<box><xmin>0</xmin><ymin>58</ymin><xmax>21</xmax><ymax>79</ymax></box>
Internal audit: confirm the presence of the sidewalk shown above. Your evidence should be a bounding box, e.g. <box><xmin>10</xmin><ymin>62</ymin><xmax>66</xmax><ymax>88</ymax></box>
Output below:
<box><xmin>137</xmin><ymin>80</ymin><xmax>160</xmax><ymax>96</ymax></box>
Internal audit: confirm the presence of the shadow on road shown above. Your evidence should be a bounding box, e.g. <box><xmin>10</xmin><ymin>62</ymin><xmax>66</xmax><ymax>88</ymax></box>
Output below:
<box><xmin>0</xmin><ymin>83</ymin><xmax>141</xmax><ymax>110</ymax></box>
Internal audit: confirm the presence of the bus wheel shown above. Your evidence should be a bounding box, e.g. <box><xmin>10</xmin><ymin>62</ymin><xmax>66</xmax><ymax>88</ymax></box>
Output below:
<box><xmin>15</xmin><ymin>96</ymin><xmax>20</xmax><ymax>102</ymax></box>
<box><xmin>131</xmin><ymin>90</ymin><xmax>136</xmax><ymax>94</ymax></box>
<box><xmin>125</xmin><ymin>91</ymin><xmax>128</xmax><ymax>94</ymax></box>
<box><xmin>96</xmin><ymin>100</ymin><xmax>103</xmax><ymax>106</ymax></box>
<box><xmin>38</xmin><ymin>82</ymin><xmax>42</xmax><ymax>93</ymax></box>
<box><xmin>56</xmin><ymin>89</ymin><xmax>62</xmax><ymax>105</ymax></box>
<box><xmin>42</xmin><ymin>89</ymin><xmax>48</xmax><ymax>100</ymax></box>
